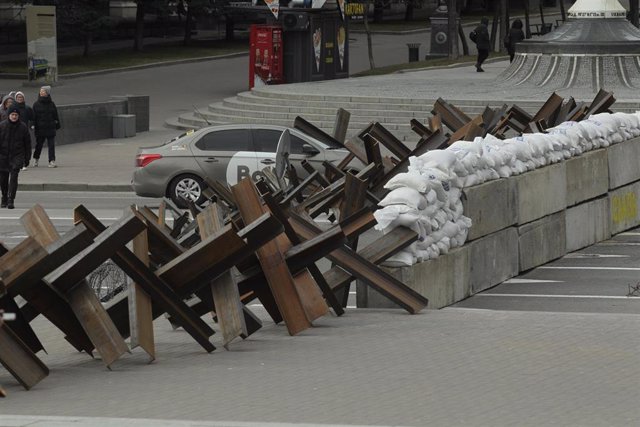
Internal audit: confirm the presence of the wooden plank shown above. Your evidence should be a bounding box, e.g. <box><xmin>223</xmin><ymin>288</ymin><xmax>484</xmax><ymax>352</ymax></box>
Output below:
<box><xmin>368</xmin><ymin>122</ymin><xmax>412</xmax><ymax>160</ymax></box>
<box><xmin>232</xmin><ymin>178</ymin><xmax>313</xmax><ymax>335</ymax></box>
<box><xmin>197</xmin><ymin>204</ymin><xmax>248</xmax><ymax>348</ymax></box>
<box><xmin>73</xmin><ymin>205</ymin><xmax>217</xmax><ymax>352</ymax></box>
<box><xmin>0</xmin><ymin>321</ymin><xmax>48</xmax><ymax>390</ymax></box>
<box><xmin>0</xmin><ymin>295</ymin><xmax>45</xmax><ymax>354</ymax></box>
<box><xmin>335</xmin><ymin>173</ymin><xmax>368</xmax><ymax>306</ymax></box>
<box><xmin>129</xmin><ymin>229</ymin><xmax>155</xmax><ymax>361</ymax></box>
<box><xmin>21</xmin><ymin>205</ymin><xmax>131</xmax><ymax>367</ymax></box>
<box><xmin>289</xmin><ymin>213</ymin><xmax>428</xmax><ymax>314</ymax></box>
<box><xmin>293</xmin><ymin>116</ymin><xmax>344</xmax><ymax>148</ymax></box>
<box><xmin>262</xmin><ymin>192</ymin><xmax>344</xmax><ymax>316</ymax></box>
<box><xmin>45</xmin><ymin>211</ymin><xmax>147</xmax><ymax>293</ymax></box>
<box><xmin>333</xmin><ymin>107</ymin><xmax>351</xmax><ymax>143</ymax></box>
<box><xmin>323</xmin><ymin>226</ymin><xmax>419</xmax><ymax>291</ymax></box>
<box><xmin>1</xmin><ymin>231</ymin><xmax>95</xmax><ymax>354</ymax></box>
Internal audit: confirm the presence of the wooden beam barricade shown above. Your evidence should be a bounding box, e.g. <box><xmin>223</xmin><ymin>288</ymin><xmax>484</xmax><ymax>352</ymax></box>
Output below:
<box><xmin>72</xmin><ymin>205</ymin><xmax>217</xmax><ymax>353</ymax></box>
<box><xmin>0</xmin><ymin>304</ymin><xmax>49</xmax><ymax>390</ymax></box>
<box><xmin>196</xmin><ymin>204</ymin><xmax>249</xmax><ymax>348</ymax></box>
<box><xmin>288</xmin><ymin>211</ymin><xmax>428</xmax><ymax>314</ymax></box>
<box><xmin>0</xmin><ymin>229</ymin><xmax>96</xmax><ymax>354</ymax></box>
<box><xmin>232</xmin><ymin>178</ymin><xmax>316</xmax><ymax>335</ymax></box>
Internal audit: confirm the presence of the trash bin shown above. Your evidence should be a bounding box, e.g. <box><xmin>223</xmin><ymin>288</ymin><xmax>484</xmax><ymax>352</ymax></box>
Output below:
<box><xmin>407</xmin><ymin>43</ymin><xmax>421</xmax><ymax>62</ymax></box>
<box><xmin>112</xmin><ymin>114</ymin><xmax>136</xmax><ymax>138</ymax></box>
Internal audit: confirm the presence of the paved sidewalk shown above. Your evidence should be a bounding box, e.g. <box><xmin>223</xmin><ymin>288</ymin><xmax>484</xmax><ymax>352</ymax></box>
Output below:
<box><xmin>1</xmin><ymin>308</ymin><xmax>638</xmax><ymax>426</ymax></box>
<box><xmin>16</xmin><ymin>129</ymin><xmax>180</xmax><ymax>192</ymax></box>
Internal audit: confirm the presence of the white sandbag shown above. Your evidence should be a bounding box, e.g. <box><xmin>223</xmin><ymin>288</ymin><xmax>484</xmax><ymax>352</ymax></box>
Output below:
<box><xmin>379</xmin><ymin>187</ymin><xmax>427</xmax><ymax>210</ymax></box>
<box><xmin>381</xmin><ymin>249</ymin><xmax>415</xmax><ymax>267</ymax></box>
<box><xmin>384</xmin><ymin>171</ymin><xmax>429</xmax><ymax>193</ymax></box>
<box><xmin>373</xmin><ymin>204</ymin><xmax>415</xmax><ymax>230</ymax></box>
<box><xmin>416</xmin><ymin>149</ymin><xmax>459</xmax><ymax>175</ymax></box>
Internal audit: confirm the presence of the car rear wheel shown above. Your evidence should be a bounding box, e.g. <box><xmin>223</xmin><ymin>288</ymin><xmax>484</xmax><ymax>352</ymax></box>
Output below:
<box><xmin>168</xmin><ymin>174</ymin><xmax>205</xmax><ymax>208</ymax></box>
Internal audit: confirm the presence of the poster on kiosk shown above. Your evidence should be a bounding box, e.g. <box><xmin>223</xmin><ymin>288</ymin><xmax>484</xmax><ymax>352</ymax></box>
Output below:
<box><xmin>249</xmin><ymin>25</ymin><xmax>284</xmax><ymax>89</ymax></box>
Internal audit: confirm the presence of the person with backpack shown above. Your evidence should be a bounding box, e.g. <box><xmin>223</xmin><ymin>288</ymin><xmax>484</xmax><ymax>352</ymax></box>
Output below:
<box><xmin>505</xmin><ymin>19</ymin><xmax>526</xmax><ymax>63</ymax></box>
<box><xmin>470</xmin><ymin>17</ymin><xmax>491</xmax><ymax>72</ymax></box>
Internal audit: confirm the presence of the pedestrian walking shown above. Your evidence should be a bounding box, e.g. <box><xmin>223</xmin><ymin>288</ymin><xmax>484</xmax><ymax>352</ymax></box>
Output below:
<box><xmin>0</xmin><ymin>105</ymin><xmax>31</xmax><ymax>209</ymax></box>
<box><xmin>505</xmin><ymin>19</ymin><xmax>525</xmax><ymax>63</ymax></box>
<box><xmin>32</xmin><ymin>85</ymin><xmax>60</xmax><ymax>168</ymax></box>
<box><xmin>470</xmin><ymin>17</ymin><xmax>491</xmax><ymax>72</ymax></box>
<box><xmin>0</xmin><ymin>94</ymin><xmax>15</xmax><ymax>122</ymax></box>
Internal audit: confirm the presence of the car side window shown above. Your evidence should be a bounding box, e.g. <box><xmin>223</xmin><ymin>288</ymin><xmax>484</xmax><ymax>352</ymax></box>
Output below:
<box><xmin>252</xmin><ymin>129</ymin><xmax>280</xmax><ymax>152</ymax></box>
<box><xmin>253</xmin><ymin>129</ymin><xmax>311</xmax><ymax>155</ymax></box>
<box><xmin>289</xmin><ymin>134</ymin><xmax>308</xmax><ymax>155</ymax></box>
<box><xmin>195</xmin><ymin>129</ymin><xmax>252</xmax><ymax>151</ymax></box>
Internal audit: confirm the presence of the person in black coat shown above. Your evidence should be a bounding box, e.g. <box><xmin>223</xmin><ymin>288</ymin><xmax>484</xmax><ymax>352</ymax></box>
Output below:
<box><xmin>0</xmin><ymin>105</ymin><xmax>31</xmax><ymax>209</ymax></box>
<box><xmin>472</xmin><ymin>17</ymin><xmax>491</xmax><ymax>72</ymax></box>
<box><xmin>505</xmin><ymin>19</ymin><xmax>526</xmax><ymax>63</ymax></box>
<box><xmin>32</xmin><ymin>85</ymin><xmax>60</xmax><ymax>168</ymax></box>
<box><xmin>14</xmin><ymin>91</ymin><xmax>34</xmax><ymax>170</ymax></box>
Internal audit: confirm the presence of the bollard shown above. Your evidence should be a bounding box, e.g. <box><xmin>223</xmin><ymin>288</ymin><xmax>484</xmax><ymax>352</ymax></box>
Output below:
<box><xmin>407</xmin><ymin>43</ymin><xmax>421</xmax><ymax>62</ymax></box>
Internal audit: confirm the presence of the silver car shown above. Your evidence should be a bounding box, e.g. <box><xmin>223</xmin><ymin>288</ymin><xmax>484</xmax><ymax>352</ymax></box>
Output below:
<box><xmin>132</xmin><ymin>124</ymin><xmax>351</xmax><ymax>206</ymax></box>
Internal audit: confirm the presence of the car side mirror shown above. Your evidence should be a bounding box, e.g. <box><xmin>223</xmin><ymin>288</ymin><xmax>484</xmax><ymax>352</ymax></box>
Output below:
<box><xmin>302</xmin><ymin>144</ymin><xmax>320</xmax><ymax>156</ymax></box>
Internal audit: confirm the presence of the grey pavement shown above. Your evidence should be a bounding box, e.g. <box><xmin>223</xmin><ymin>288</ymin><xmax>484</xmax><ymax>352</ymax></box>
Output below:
<box><xmin>2</xmin><ymin>307</ymin><xmax>639</xmax><ymax>426</ymax></box>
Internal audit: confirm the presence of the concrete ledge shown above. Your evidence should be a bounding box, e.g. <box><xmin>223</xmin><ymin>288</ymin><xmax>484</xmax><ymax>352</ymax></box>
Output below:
<box><xmin>462</xmin><ymin>178</ymin><xmax>517</xmax><ymax>241</ymax></box>
<box><xmin>609</xmin><ymin>181</ymin><xmax>640</xmax><ymax>235</ymax></box>
<box><xmin>518</xmin><ymin>211</ymin><xmax>567</xmax><ymax>272</ymax></box>
<box><xmin>565</xmin><ymin>196</ymin><xmax>611</xmax><ymax>252</ymax></box>
<box><xmin>607</xmin><ymin>137</ymin><xmax>640</xmax><ymax>190</ymax></box>
<box><xmin>358</xmin><ymin>245</ymin><xmax>471</xmax><ymax>310</ymax></box>
<box><xmin>565</xmin><ymin>149</ymin><xmax>609</xmax><ymax>207</ymax></box>
<box><xmin>515</xmin><ymin>162</ymin><xmax>566</xmax><ymax>225</ymax></box>
<box><xmin>470</xmin><ymin>227</ymin><xmax>519</xmax><ymax>293</ymax></box>
<box><xmin>18</xmin><ymin>183</ymin><xmax>132</xmax><ymax>192</ymax></box>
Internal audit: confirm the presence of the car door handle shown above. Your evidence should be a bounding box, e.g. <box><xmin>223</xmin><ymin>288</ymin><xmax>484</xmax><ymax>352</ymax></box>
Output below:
<box><xmin>204</xmin><ymin>157</ymin><xmax>218</xmax><ymax>163</ymax></box>
<box><xmin>260</xmin><ymin>159</ymin><xmax>275</xmax><ymax>165</ymax></box>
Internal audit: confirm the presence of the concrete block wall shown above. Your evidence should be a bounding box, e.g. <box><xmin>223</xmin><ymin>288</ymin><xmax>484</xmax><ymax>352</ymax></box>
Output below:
<box><xmin>57</xmin><ymin>95</ymin><xmax>150</xmax><ymax>145</ymax></box>
<box><xmin>359</xmin><ymin>136</ymin><xmax>640</xmax><ymax>309</ymax></box>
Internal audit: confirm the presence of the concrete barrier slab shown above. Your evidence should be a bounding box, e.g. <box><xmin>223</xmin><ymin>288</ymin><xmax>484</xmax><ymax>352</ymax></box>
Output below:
<box><xmin>609</xmin><ymin>181</ymin><xmax>640</xmax><ymax>234</ymax></box>
<box><xmin>565</xmin><ymin>197</ymin><xmax>611</xmax><ymax>253</ymax></box>
<box><xmin>607</xmin><ymin>137</ymin><xmax>640</xmax><ymax>190</ymax></box>
<box><xmin>518</xmin><ymin>211</ymin><xmax>567</xmax><ymax>272</ymax></box>
<box><xmin>357</xmin><ymin>246</ymin><xmax>471</xmax><ymax>310</ymax></box>
<box><xmin>565</xmin><ymin>149</ymin><xmax>609</xmax><ymax>207</ymax></box>
<box><xmin>463</xmin><ymin>178</ymin><xmax>517</xmax><ymax>241</ymax></box>
<box><xmin>515</xmin><ymin>163</ymin><xmax>566</xmax><ymax>225</ymax></box>
<box><xmin>470</xmin><ymin>227</ymin><xmax>519</xmax><ymax>293</ymax></box>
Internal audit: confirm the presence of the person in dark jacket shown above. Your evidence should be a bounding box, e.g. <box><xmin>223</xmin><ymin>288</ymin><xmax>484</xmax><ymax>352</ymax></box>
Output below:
<box><xmin>472</xmin><ymin>17</ymin><xmax>491</xmax><ymax>72</ymax></box>
<box><xmin>13</xmin><ymin>91</ymin><xmax>34</xmax><ymax>170</ymax></box>
<box><xmin>505</xmin><ymin>19</ymin><xmax>526</xmax><ymax>63</ymax></box>
<box><xmin>0</xmin><ymin>105</ymin><xmax>31</xmax><ymax>209</ymax></box>
<box><xmin>32</xmin><ymin>85</ymin><xmax>60</xmax><ymax>168</ymax></box>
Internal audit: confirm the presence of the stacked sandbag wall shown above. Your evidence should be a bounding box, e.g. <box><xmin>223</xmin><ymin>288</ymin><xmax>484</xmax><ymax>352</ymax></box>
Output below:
<box><xmin>360</xmin><ymin>112</ymin><xmax>640</xmax><ymax>308</ymax></box>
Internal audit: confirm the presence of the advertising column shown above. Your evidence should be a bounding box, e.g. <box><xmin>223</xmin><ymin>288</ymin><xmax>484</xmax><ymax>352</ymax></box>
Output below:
<box><xmin>26</xmin><ymin>5</ymin><xmax>58</xmax><ymax>83</ymax></box>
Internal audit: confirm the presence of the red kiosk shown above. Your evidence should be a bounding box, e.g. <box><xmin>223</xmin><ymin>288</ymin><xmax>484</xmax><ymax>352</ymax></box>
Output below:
<box><xmin>249</xmin><ymin>24</ymin><xmax>284</xmax><ymax>89</ymax></box>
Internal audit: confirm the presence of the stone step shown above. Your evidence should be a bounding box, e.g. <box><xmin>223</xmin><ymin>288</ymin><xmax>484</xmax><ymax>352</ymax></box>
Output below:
<box><xmin>221</xmin><ymin>97</ymin><xmax>435</xmax><ymax>118</ymax></box>
<box><xmin>234</xmin><ymin>91</ymin><xmax>438</xmax><ymax>113</ymax></box>
<box><xmin>168</xmin><ymin>112</ymin><xmax>420</xmax><ymax>142</ymax></box>
<box><xmin>208</xmin><ymin>102</ymin><xmax>423</xmax><ymax>123</ymax></box>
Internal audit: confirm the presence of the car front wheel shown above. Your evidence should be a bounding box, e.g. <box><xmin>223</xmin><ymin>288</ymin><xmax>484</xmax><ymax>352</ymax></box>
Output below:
<box><xmin>168</xmin><ymin>174</ymin><xmax>205</xmax><ymax>208</ymax></box>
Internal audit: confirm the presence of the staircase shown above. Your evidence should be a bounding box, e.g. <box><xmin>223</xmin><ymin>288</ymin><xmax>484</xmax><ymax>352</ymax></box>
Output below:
<box><xmin>166</xmin><ymin>87</ymin><xmax>640</xmax><ymax>142</ymax></box>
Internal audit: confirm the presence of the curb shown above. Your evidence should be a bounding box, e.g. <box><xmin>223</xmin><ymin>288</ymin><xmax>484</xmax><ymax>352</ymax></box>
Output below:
<box><xmin>394</xmin><ymin>55</ymin><xmax>510</xmax><ymax>73</ymax></box>
<box><xmin>0</xmin><ymin>51</ymin><xmax>249</xmax><ymax>81</ymax></box>
<box><xmin>19</xmin><ymin>183</ymin><xmax>133</xmax><ymax>192</ymax></box>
